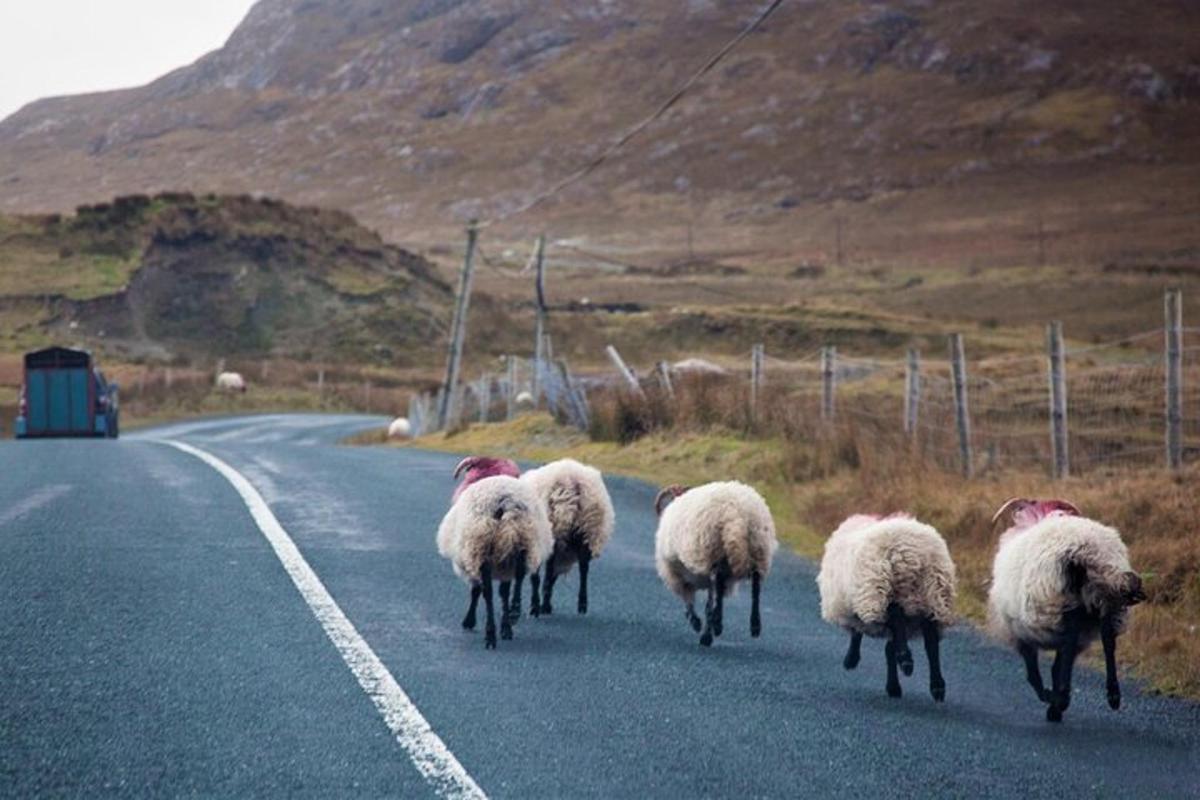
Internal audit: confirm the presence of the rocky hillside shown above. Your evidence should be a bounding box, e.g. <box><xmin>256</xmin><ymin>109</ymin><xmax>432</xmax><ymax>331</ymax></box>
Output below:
<box><xmin>0</xmin><ymin>193</ymin><xmax>453</xmax><ymax>362</ymax></box>
<box><xmin>1</xmin><ymin>0</ymin><xmax>1198</xmax><ymax>269</ymax></box>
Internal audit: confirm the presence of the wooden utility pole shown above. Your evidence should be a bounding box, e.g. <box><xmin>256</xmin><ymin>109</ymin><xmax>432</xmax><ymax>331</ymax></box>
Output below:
<box><xmin>607</xmin><ymin>345</ymin><xmax>644</xmax><ymax>396</ymax></box>
<box><xmin>750</xmin><ymin>344</ymin><xmax>765</xmax><ymax>419</ymax></box>
<box><xmin>531</xmin><ymin>235</ymin><xmax>547</xmax><ymax>405</ymax></box>
<box><xmin>821</xmin><ymin>346</ymin><xmax>836</xmax><ymax>421</ymax></box>
<box><xmin>438</xmin><ymin>221</ymin><xmax>480</xmax><ymax>429</ymax></box>
<box><xmin>1047</xmin><ymin>321</ymin><xmax>1069</xmax><ymax>479</ymax></box>
<box><xmin>949</xmin><ymin>333</ymin><xmax>973</xmax><ymax>478</ymax></box>
<box><xmin>904</xmin><ymin>348</ymin><xmax>920</xmax><ymax>436</ymax></box>
<box><xmin>1165</xmin><ymin>289</ymin><xmax>1183</xmax><ymax>470</ymax></box>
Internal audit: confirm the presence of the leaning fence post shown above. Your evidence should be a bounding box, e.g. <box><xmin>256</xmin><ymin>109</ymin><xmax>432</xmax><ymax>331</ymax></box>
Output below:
<box><xmin>1047</xmin><ymin>321</ymin><xmax>1069</xmax><ymax>478</ymax></box>
<box><xmin>606</xmin><ymin>344</ymin><xmax>644</xmax><ymax>397</ymax></box>
<box><xmin>657</xmin><ymin>360</ymin><xmax>675</xmax><ymax>399</ymax></box>
<box><xmin>949</xmin><ymin>333</ymin><xmax>973</xmax><ymax>478</ymax></box>
<box><xmin>821</xmin><ymin>346</ymin><xmax>836</xmax><ymax>421</ymax></box>
<box><xmin>557</xmin><ymin>359</ymin><xmax>590</xmax><ymax>430</ymax></box>
<box><xmin>904</xmin><ymin>348</ymin><xmax>921</xmax><ymax>436</ymax></box>
<box><xmin>750</xmin><ymin>343</ymin><xmax>765</xmax><ymax>419</ymax></box>
<box><xmin>1165</xmin><ymin>289</ymin><xmax>1183</xmax><ymax>470</ymax></box>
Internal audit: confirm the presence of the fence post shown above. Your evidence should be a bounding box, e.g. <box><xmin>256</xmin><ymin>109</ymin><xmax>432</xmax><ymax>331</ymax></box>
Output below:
<box><xmin>506</xmin><ymin>356</ymin><xmax>517</xmax><ymax>420</ymax></box>
<box><xmin>1047</xmin><ymin>321</ymin><xmax>1069</xmax><ymax>478</ymax></box>
<box><xmin>750</xmin><ymin>343</ymin><xmax>764</xmax><ymax>419</ymax></box>
<box><xmin>1165</xmin><ymin>289</ymin><xmax>1183</xmax><ymax>470</ymax></box>
<box><xmin>165</xmin><ymin>367</ymin><xmax>173</xmax><ymax>390</ymax></box>
<box><xmin>821</xmin><ymin>346</ymin><xmax>836</xmax><ymax>421</ymax></box>
<box><xmin>904</xmin><ymin>348</ymin><xmax>920</xmax><ymax>436</ymax></box>
<box><xmin>557</xmin><ymin>359</ymin><xmax>590</xmax><ymax>430</ymax></box>
<box><xmin>606</xmin><ymin>345</ymin><xmax>644</xmax><ymax>396</ymax></box>
<box><xmin>261</xmin><ymin>361</ymin><xmax>270</xmax><ymax>382</ymax></box>
<box><xmin>364</xmin><ymin>380</ymin><xmax>372</xmax><ymax>412</ymax></box>
<box><xmin>657</xmin><ymin>360</ymin><xmax>675</xmax><ymax>399</ymax></box>
<box><xmin>438</xmin><ymin>221</ymin><xmax>479</xmax><ymax>429</ymax></box>
<box><xmin>477</xmin><ymin>374</ymin><xmax>491</xmax><ymax>423</ymax></box>
<box><xmin>317</xmin><ymin>368</ymin><xmax>325</xmax><ymax>392</ymax></box>
<box><xmin>531</xmin><ymin>235</ymin><xmax>547</xmax><ymax>405</ymax></box>
<box><xmin>949</xmin><ymin>333</ymin><xmax>973</xmax><ymax>478</ymax></box>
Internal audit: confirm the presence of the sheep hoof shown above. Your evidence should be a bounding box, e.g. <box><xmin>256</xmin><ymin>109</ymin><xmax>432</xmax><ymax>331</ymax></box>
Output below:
<box><xmin>485</xmin><ymin>630</ymin><xmax>497</xmax><ymax>649</ymax></box>
<box><xmin>931</xmin><ymin>684</ymin><xmax>946</xmax><ymax>703</ymax></box>
<box><xmin>700</xmin><ymin>631</ymin><xmax>714</xmax><ymax>647</ymax></box>
<box><xmin>898</xmin><ymin>653</ymin><xmax>914</xmax><ymax>677</ymax></box>
<box><xmin>540</xmin><ymin>601</ymin><xmax>553</xmax><ymax>616</ymax></box>
<box><xmin>887</xmin><ymin>683</ymin><xmax>902</xmax><ymax>699</ymax></box>
<box><xmin>529</xmin><ymin>604</ymin><xmax>540</xmax><ymax>619</ymax></box>
<box><xmin>500</xmin><ymin>621</ymin><xmax>513</xmax><ymax>641</ymax></box>
<box><xmin>1108</xmin><ymin>690</ymin><xmax>1121</xmax><ymax>710</ymax></box>
<box><xmin>843</xmin><ymin>652</ymin><xmax>860</xmax><ymax>670</ymax></box>
<box><xmin>1046</xmin><ymin>705</ymin><xmax>1063</xmax><ymax>723</ymax></box>
<box><xmin>462</xmin><ymin>618</ymin><xmax>476</xmax><ymax>631</ymax></box>
<box><xmin>750</xmin><ymin>617</ymin><xmax>761</xmax><ymax>638</ymax></box>
<box><xmin>687</xmin><ymin>612</ymin><xmax>702</xmax><ymax>633</ymax></box>
<box><xmin>577</xmin><ymin>601</ymin><xmax>588</xmax><ymax>615</ymax></box>
<box><xmin>712</xmin><ymin>619</ymin><xmax>723</xmax><ymax>637</ymax></box>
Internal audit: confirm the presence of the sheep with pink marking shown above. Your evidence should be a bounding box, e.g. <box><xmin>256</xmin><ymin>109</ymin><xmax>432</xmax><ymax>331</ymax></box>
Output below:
<box><xmin>988</xmin><ymin>498</ymin><xmax>1145</xmax><ymax>722</ymax></box>
<box><xmin>436</xmin><ymin>456</ymin><xmax>552</xmax><ymax>649</ymax></box>
<box><xmin>817</xmin><ymin>513</ymin><xmax>956</xmax><ymax>701</ymax></box>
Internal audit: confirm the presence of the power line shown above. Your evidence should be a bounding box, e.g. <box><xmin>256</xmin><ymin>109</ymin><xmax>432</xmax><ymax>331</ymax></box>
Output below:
<box><xmin>479</xmin><ymin>0</ymin><xmax>788</xmax><ymax>228</ymax></box>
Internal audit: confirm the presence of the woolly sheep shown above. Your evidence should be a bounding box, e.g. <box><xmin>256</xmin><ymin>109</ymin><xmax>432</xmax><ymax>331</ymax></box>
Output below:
<box><xmin>514</xmin><ymin>391</ymin><xmax>535</xmax><ymax>411</ymax></box>
<box><xmin>817</xmin><ymin>514</ymin><xmax>956</xmax><ymax>701</ymax></box>
<box><xmin>437</xmin><ymin>456</ymin><xmax>552</xmax><ymax>649</ymax></box>
<box><xmin>988</xmin><ymin>498</ymin><xmax>1145</xmax><ymax>722</ymax></box>
<box><xmin>387</xmin><ymin>417</ymin><xmax>412</xmax><ymax>439</ymax></box>
<box><xmin>654</xmin><ymin>481</ymin><xmax>778</xmax><ymax>646</ymax></box>
<box><xmin>519</xmin><ymin>458</ymin><xmax>615</xmax><ymax>616</ymax></box>
<box><xmin>215</xmin><ymin>371</ymin><xmax>246</xmax><ymax>393</ymax></box>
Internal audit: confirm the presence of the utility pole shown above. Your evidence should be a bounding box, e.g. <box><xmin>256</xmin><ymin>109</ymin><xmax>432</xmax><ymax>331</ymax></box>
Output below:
<box><xmin>531</xmin><ymin>235</ymin><xmax>547</xmax><ymax>405</ymax></box>
<box><xmin>438</xmin><ymin>221</ymin><xmax>479</xmax><ymax>429</ymax></box>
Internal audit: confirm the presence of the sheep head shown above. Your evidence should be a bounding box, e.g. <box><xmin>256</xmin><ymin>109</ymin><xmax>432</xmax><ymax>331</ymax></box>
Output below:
<box><xmin>452</xmin><ymin>456</ymin><xmax>520</xmax><ymax>500</ymax></box>
<box><xmin>991</xmin><ymin>497</ymin><xmax>1081</xmax><ymax>529</ymax></box>
<box><xmin>654</xmin><ymin>484</ymin><xmax>690</xmax><ymax>516</ymax></box>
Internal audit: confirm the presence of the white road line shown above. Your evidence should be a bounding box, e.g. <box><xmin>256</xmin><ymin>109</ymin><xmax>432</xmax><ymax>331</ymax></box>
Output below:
<box><xmin>158</xmin><ymin>439</ymin><xmax>487</xmax><ymax>800</ymax></box>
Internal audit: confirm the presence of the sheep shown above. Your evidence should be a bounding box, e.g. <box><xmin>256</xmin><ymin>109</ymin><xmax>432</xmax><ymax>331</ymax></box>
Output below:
<box><xmin>518</xmin><ymin>458</ymin><xmax>615</xmax><ymax>616</ymax></box>
<box><xmin>387</xmin><ymin>417</ymin><xmax>412</xmax><ymax>439</ymax></box>
<box><xmin>653</xmin><ymin>481</ymin><xmax>778</xmax><ymax>646</ymax></box>
<box><xmin>514</xmin><ymin>391</ymin><xmax>535</xmax><ymax>411</ymax></box>
<box><xmin>437</xmin><ymin>456</ymin><xmax>552</xmax><ymax>649</ymax></box>
<box><xmin>215</xmin><ymin>371</ymin><xmax>246</xmax><ymax>393</ymax></box>
<box><xmin>988</xmin><ymin>498</ymin><xmax>1145</xmax><ymax>722</ymax></box>
<box><xmin>817</xmin><ymin>514</ymin><xmax>956</xmax><ymax>701</ymax></box>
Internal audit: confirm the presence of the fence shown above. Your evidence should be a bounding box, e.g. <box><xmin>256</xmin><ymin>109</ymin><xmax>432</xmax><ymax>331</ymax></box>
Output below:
<box><xmin>417</xmin><ymin>290</ymin><xmax>1194</xmax><ymax>478</ymax></box>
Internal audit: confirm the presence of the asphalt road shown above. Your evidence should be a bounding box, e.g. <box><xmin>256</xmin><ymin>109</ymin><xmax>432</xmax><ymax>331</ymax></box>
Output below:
<box><xmin>2</xmin><ymin>414</ymin><xmax>1197</xmax><ymax>798</ymax></box>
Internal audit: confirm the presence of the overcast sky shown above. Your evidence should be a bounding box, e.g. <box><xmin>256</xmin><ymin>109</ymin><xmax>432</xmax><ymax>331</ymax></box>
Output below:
<box><xmin>0</xmin><ymin>1</ymin><xmax>258</xmax><ymax>122</ymax></box>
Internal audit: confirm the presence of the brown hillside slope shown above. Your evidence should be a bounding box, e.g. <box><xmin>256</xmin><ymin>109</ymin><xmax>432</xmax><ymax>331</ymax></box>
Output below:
<box><xmin>0</xmin><ymin>0</ymin><xmax>1197</xmax><ymax>270</ymax></box>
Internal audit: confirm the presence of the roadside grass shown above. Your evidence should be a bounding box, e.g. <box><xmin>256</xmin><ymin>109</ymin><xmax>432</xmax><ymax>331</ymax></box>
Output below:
<box><xmin>363</xmin><ymin>412</ymin><xmax>1199</xmax><ymax>701</ymax></box>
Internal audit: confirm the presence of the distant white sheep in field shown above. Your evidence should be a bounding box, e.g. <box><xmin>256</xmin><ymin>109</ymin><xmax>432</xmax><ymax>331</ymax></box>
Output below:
<box><xmin>436</xmin><ymin>456</ymin><xmax>552</xmax><ymax>649</ymax></box>
<box><xmin>519</xmin><ymin>459</ymin><xmax>614</xmax><ymax>616</ymax></box>
<box><xmin>817</xmin><ymin>514</ymin><xmax>956</xmax><ymax>701</ymax></box>
<box><xmin>671</xmin><ymin>358</ymin><xmax>727</xmax><ymax>376</ymax></box>
<box><xmin>654</xmin><ymin>481</ymin><xmax>778</xmax><ymax>646</ymax></box>
<box><xmin>988</xmin><ymin>498</ymin><xmax>1145</xmax><ymax>722</ymax></box>
<box><xmin>387</xmin><ymin>417</ymin><xmax>412</xmax><ymax>439</ymax></box>
<box><xmin>215</xmin><ymin>372</ymin><xmax>246</xmax><ymax>393</ymax></box>
<box><xmin>514</xmin><ymin>391</ymin><xmax>535</xmax><ymax>411</ymax></box>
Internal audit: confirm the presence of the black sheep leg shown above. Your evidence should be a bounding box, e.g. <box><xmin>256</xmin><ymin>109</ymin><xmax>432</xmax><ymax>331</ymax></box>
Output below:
<box><xmin>509</xmin><ymin>554</ymin><xmax>526</xmax><ymax>625</ymax></box>
<box><xmin>887</xmin><ymin>603</ymin><xmax>913</xmax><ymax>676</ymax></box>
<box><xmin>1018</xmin><ymin>642</ymin><xmax>1048</xmax><ymax>702</ymax></box>
<box><xmin>1101</xmin><ymin>614</ymin><xmax>1121</xmax><ymax>710</ymax></box>
<box><xmin>529</xmin><ymin>571</ymin><xmax>541</xmax><ymax>618</ymax></box>
<box><xmin>884</xmin><ymin>640</ymin><xmax>902</xmax><ymax>698</ymax></box>
<box><xmin>922</xmin><ymin>618</ymin><xmax>946</xmax><ymax>702</ymax></box>
<box><xmin>685</xmin><ymin>598</ymin><xmax>702</xmax><ymax>632</ymax></box>
<box><xmin>576</xmin><ymin>547</ymin><xmax>591</xmax><ymax>614</ymax></box>
<box><xmin>700</xmin><ymin>586</ymin><xmax>716</xmax><ymax>647</ymax></box>
<box><xmin>750</xmin><ymin>570</ymin><xmax>763</xmax><ymax>637</ymax></box>
<box><xmin>481</xmin><ymin>563</ymin><xmax>497</xmax><ymax>650</ymax></box>
<box><xmin>843</xmin><ymin>631</ymin><xmax>863</xmax><ymax>670</ymax></box>
<box><xmin>1047</xmin><ymin>609</ymin><xmax>1084</xmax><ymax>722</ymax></box>
<box><xmin>498</xmin><ymin>581</ymin><xmax>513</xmax><ymax>640</ymax></box>
<box><xmin>711</xmin><ymin>570</ymin><xmax>726</xmax><ymax>638</ymax></box>
<box><xmin>540</xmin><ymin>560</ymin><xmax>559</xmax><ymax>615</ymax></box>
<box><xmin>462</xmin><ymin>585</ymin><xmax>482</xmax><ymax>630</ymax></box>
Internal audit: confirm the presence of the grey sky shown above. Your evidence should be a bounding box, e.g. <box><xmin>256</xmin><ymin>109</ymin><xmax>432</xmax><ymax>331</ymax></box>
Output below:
<box><xmin>0</xmin><ymin>1</ymin><xmax>257</xmax><ymax>122</ymax></box>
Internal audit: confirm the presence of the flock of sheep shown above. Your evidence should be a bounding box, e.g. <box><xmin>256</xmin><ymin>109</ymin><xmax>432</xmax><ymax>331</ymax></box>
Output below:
<box><xmin>436</xmin><ymin>455</ymin><xmax>1145</xmax><ymax>723</ymax></box>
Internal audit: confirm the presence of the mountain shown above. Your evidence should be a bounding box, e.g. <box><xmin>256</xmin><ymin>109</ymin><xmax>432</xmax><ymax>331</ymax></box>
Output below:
<box><xmin>0</xmin><ymin>0</ymin><xmax>1198</xmax><ymax>269</ymax></box>
<box><xmin>0</xmin><ymin>193</ymin><xmax>453</xmax><ymax>362</ymax></box>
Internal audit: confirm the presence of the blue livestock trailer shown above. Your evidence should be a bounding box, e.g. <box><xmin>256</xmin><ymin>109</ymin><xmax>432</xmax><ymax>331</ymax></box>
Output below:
<box><xmin>15</xmin><ymin>347</ymin><xmax>119</xmax><ymax>439</ymax></box>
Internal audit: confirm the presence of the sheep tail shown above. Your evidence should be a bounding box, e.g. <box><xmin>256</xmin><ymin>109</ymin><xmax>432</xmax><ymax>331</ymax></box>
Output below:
<box><xmin>720</xmin><ymin>516</ymin><xmax>756</xmax><ymax>579</ymax></box>
<box><xmin>1067</xmin><ymin>558</ymin><xmax>1147</xmax><ymax>616</ymax></box>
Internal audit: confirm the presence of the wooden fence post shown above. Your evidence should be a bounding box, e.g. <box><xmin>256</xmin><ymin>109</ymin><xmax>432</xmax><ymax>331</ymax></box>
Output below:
<box><xmin>506</xmin><ymin>356</ymin><xmax>517</xmax><ymax>420</ymax></box>
<box><xmin>1047</xmin><ymin>321</ymin><xmax>1069</xmax><ymax>479</ymax></box>
<box><xmin>1165</xmin><ymin>289</ymin><xmax>1183</xmax><ymax>470</ymax></box>
<box><xmin>438</xmin><ymin>221</ymin><xmax>479</xmax><ymax>429</ymax></box>
<box><xmin>364</xmin><ymin>380</ymin><xmax>372</xmax><ymax>412</ymax></box>
<box><xmin>750</xmin><ymin>343</ymin><xmax>765</xmax><ymax>419</ymax></box>
<box><xmin>165</xmin><ymin>367</ymin><xmax>173</xmax><ymax>390</ymax></box>
<box><xmin>531</xmin><ymin>235</ymin><xmax>547</xmax><ymax>405</ymax></box>
<box><xmin>606</xmin><ymin>345</ymin><xmax>644</xmax><ymax>397</ymax></box>
<box><xmin>557</xmin><ymin>359</ymin><xmax>590</xmax><ymax>430</ymax></box>
<box><xmin>904</xmin><ymin>348</ymin><xmax>920</xmax><ymax>436</ymax></box>
<box><xmin>949</xmin><ymin>333</ymin><xmax>973</xmax><ymax>478</ymax></box>
<box><xmin>657</xmin><ymin>361</ymin><xmax>675</xmax><ymax>399</ymax></box>
<box><xmin>477</xmin><ymin>374</ymin><xmax>491</xmax><ymax>423</ymax></box>
<box><xmin>821</xmin><ymin>346</ymin><xmax>836</xmax><ymax>421</ymax></box>
<box><xmin>317</xmin><ymin>368</ymin><xmax>325</xmax><ymax>392</ymax></box>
